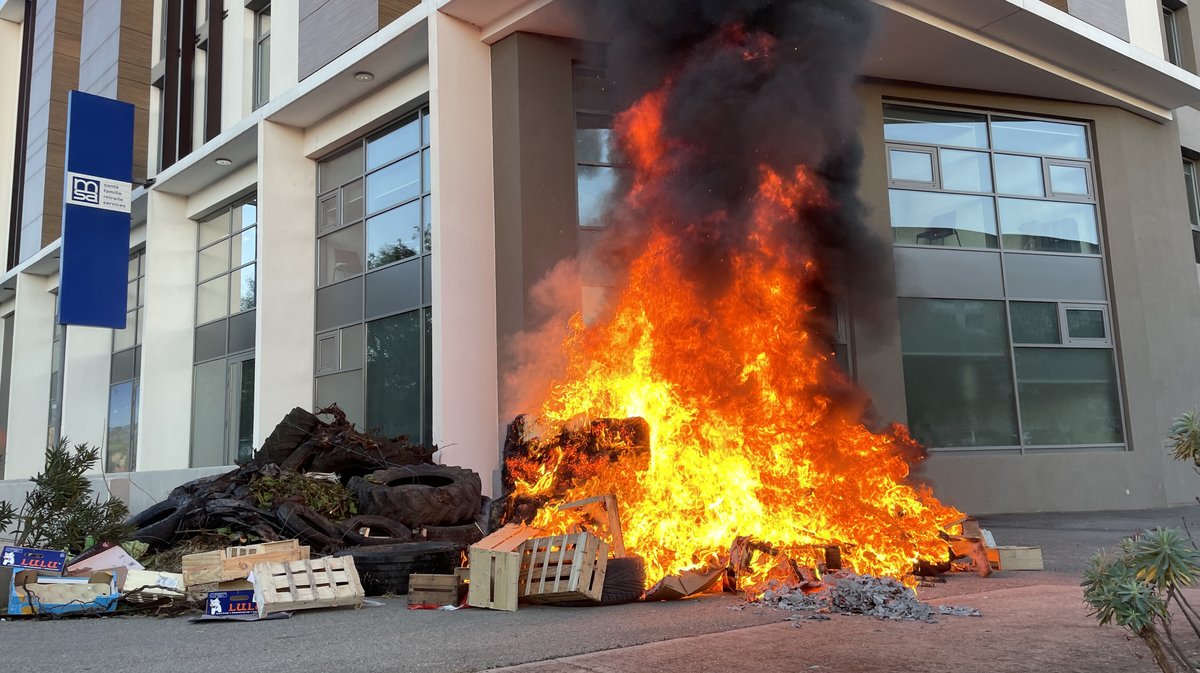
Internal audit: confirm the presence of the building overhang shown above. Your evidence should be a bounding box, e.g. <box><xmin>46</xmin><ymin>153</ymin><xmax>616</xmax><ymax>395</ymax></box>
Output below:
<box><xmin>152</xmin><ymin>5</ymin><xmax>429</xmax><ymax>197</ymax></box>
<box><xmin>0</xmin><ymin>0</ymin><xmax>24</xmax><ymax>23</ymax></box>
<box><xmin>441</xmin><ymin>0</ymin><xmax>1200</xmax><ymax>121</ymax></box>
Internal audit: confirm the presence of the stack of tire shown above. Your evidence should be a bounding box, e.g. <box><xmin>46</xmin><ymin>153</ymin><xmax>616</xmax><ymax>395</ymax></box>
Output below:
<box><xmin>336</xmin><ymin>464</ymin><xmax>485</xmax><ymax>596</ymax></box>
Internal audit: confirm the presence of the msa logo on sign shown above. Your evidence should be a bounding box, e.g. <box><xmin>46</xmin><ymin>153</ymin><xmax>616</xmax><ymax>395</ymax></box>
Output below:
<box><xmin>65</xmin><ymin>171</ymin><xmax>131</xmax><ymax>213</ymax></box>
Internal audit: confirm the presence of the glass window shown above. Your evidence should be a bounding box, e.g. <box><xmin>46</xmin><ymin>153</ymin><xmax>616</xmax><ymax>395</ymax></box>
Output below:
<box><xmin>230</xmin><ymin>263</ymin><xmax>256</xmax><ymax>313</ymax></box>
<box><xmin>940</xmin><ymin>150</ymin><xmax>992</xmax><ymax>192</ymax></box>
<box><xmin>577</xmin><ymin>166</ymin><xmax>620</xmax><ymax>229</ymax></box>
<box><xmin>366</xmin><ymin>311</ymin><xmax>422</xmax><ymax>440</ymax></box>
<box><xmin>320</xmin><ymin>146</ymin><xmax>364</xmax><ymax>195</ymax></box>
<box><xmin>343</xmin><ymin>179</ymin><xmax>364</xmax><ymax>224</ymax></box>
<box><xmin>1049</xmin><ymin>164</ymin><xmax>1089</xmax><ymax>196</ymax></box>
<box><xmin>898</xmin><ymin>298</ymin><xmax>1020</xmax><ymax>448</ymax></box>
<box><xmin>190</xmin><ymin>359</ymin><xmax>226</xmax><ymax>467</ymax></box>
<box><xmin>1165</xmin><ymin>7</ymin><xmax>1183</xmax><ymax>67</ymax></box>
<box><xmin>232</xmin><ymin>227</ymin><xmax>256</xmax><ymax>267</ymax></box>
<box><xmin>889</xmin><ymin>189</ymin><xmax>997</xmax><ymax>248</ymax></box>
<box><xmin>197</xmin><ymin>274</ymin><xmax>229</xmax><ymax>323</ymax></box>
<box><xmin>232</xmin><ymin>359</ymin><xmax>256</xmax><ymax>463</ymax></box>
<box><xmin>316</xmin><ymin>370</ymin><xmax>364</xmax><ymax>428</ymax></box>
<box><xmin>114</xmin><ymin>311</ymin><xmax>137</xmax><ymax>351</ymax></box>
<box><xmin>366</xmin><ymin>154</ymin><xmax>420</xmax><ymax>214</ymax></box>
<box><xmin>994</xmin><ymin>154</ymin><xmax>1044</xmax><ymax>197</ymax></box>
<box><xmin>367</xmin><ymin>200</ymin><xmax>420</xmax><ymax>268</ymax></box>
<box><xmin>319</xmin><ymin>194</ymin><xmax>339</xmax><ymax>231</ymax></box>
<box><xmin>199</xmin><ymin>210</ymin><xmax>230</xmax><ymax>246</ymax></box>
<box><xmin>888</xmin><ymin>149</ymin><xmax>934</xmax><ymax>183</ymax></box>
<box><xmin>992</xmin><ymin>117</ymin><xmax>1089</xmax><ymax>159</ymax></box>
<box><xmin>998</xmin><ymin>198</ymin><xmax>1100</xmax><ymax>254</ymax></box>
<box><xmin>1010</xmin><ymin>301</ymin><xmax>1060</xmax><ymax>344</ymax></box>
<box><xmin>198</xmin><ymin>239</ymin><xmax>229</xmax><ymax>279</ymax></box>
<box><xmin>1066</xmin><ymin>308</ymin><xmax>1106</xmax><ymax>340</ymax></box>
<box><xmin>423</xmin><ymin>195</ymin><xmax>432</xmax><ymax>254</ymax></box>
<box><xmin>342</xmin><ymin>323</ymin><xmax>365</xmax><ymax>371</ymax></box>
<box><xmin>577</xmin><ymin>128</ymin><xmax>617</xmax><ymax>165</ymax></box>
<box><xmin>1185</xmin><ymin>160</ymin><xmax>1199</xmax><ymax>227</ymax></box>
<box><xmin>883</xmin><ymin>105</ymin><xmax>988</xmax><ymax>148</ymax></box>
<box><xmin>317</xmin><ymin>333</ymin><xmax>339</xmax><ymax>372</ymax></box>
<box><xmin>318</xmin><ymin>223</ymin><xmax>364</xmax><ymax>286</ymax></box>
<box><xmin>1014</xmin><ymin>348</ymin><xmax>1123</xmax><ymax>445</ymax></box>
<box><xmin>106</xmin><ymin>381</ymin><xmax>135</xmax><ymax>473</ymax></box>
<box><xmin>253</xmin><ymin>4</ymin><xmax>271</xmax><ymax>110</ymax></box>
<box><xmin>234</xmin><ymin>201</ymin><xmax>257</xmax><ymax>230</ymax></box>
<box><xmin>367</xmin><ymin>114</ymin><xmax>420</xmax><ymax>171</ymax></box>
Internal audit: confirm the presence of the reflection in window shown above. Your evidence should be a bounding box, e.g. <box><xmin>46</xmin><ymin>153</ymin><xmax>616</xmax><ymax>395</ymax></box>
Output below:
<box><xmin>899</xmin><ymin>298</ymin><xmax>1020</xmax><ymax>448</ymax></box>
<box><xmin>991</xmin><ymin>117</ymin><xmax>1089</xmax><ymax>159</ymax></box>
<box><xmin>106</xmin><ymin>381</ymin><xmax>136</xmax><ymax>473</ymax></box>
<box><xmin>367</xmin><ymin>113</ymin><xmax>420</xmax><ymax>171</ymax></box>
<box><xmin>366</xmin><ymin>310</ymin><xmax>423</xmax><ymax>441</ymax></box>
<box><xmin>367</xmin><ymin>201</ymin><xmax>420</xmax><ymax>268</ymax></box>
<box><xmin>1010</xmin><ymin>301</ymin><xmax>1060</xmax><ymax>344</ymax></box>
<box><xmin>1049</xmin><ymin>164</ymin><xmax>1089</xmax><ymax>196</ymax></box>
<box><xmin>940</xmin><ymin>150</ymin><xmax>991</xmax><ymax>192</ymax></box>
<box><xmin>577</xmin><ymin>166</ymin><xmax>621</xmax><ymax>229</ymax></box>
<box><xmin>889</xmin><ymin>149</ymin><xmax>934</xmax><ymax>183</ymax></box>
<box><xmin>998</xmin><ymin>198</ymin><xmax>1100</xmax><ymax>254</ymax></box>
<box><xmin>889</xmin><ymin>190</ymin><xmax>998</xmax><ymax>248</ymax></box>
<box><xmin>108</xmin><ymin>250</ymin><xmax>144</xmax><ymax>473</ymax></box>
<box><xmin>366</xmin><ymin>154</ymin><xmax>420</xmax><ymax>215</ymax></box>
<box><xmin>318</xmin><ymin>223</ymin><xmax>364</xmax><ymax>285</ymax></box>
<box><xmin>884</xmin><ymin>105</ymin><xmax>988</xmax><ymax>149</ymax></box>
<box><xmin>994</xmin><ymin>154</ymin><xmax>1044</xmax><ymax>197</ymax></box>
<box><xmin>1066</xmin><ymin>308</ymin><xmax>1106</xmax><ymax>339</ymax></box>
<box><xmin>1014</xmin><ymin>348</ymin><xmax>1122</xmax><ymax>445</ymax></box>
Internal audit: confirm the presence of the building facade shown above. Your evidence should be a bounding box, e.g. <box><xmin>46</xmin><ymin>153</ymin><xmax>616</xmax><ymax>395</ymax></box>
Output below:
<box><xmin>0</xmin><ymin>0</ymin><xmax>1199</xmax><ymax>515</ymax></box>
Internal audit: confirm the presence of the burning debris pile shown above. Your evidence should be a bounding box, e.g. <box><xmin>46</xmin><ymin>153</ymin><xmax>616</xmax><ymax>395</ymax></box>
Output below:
<box><xmin>758</xmin><ymin>572</ymin><xmax>935</xmax><ymax>621</ymax></box>
<box><xmin>501</xmin><ymin>0</ymin><xmax>962</xmax><ymax>594</ymax></box>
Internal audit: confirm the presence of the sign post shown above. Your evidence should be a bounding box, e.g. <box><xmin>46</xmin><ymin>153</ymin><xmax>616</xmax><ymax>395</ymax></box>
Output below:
<box><xmin>58</xmin><ymin>91</ymin><xmax>135</xmax><ymax>328</ymax></box>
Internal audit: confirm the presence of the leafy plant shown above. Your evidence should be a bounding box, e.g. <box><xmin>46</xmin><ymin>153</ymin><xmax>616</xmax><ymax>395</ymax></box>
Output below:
<box><xmin>1084</xmin><ymin>529</ymin><xmax>1200</xmax><ymax>673</ymax></box>
<box><xmin>248</xmin><ymin>472</ymin><xmax>357</xmax><ymax>521</ymax></box>
<box><xmin>11</xmin><ymin>440</ymin><xmax>133</xmax><ymax>553</ymax></box>
<box><xmin>1172</xmin><ymin>411</ymin><xmax>1200</xmax><ymax>470</ymax></box>
<box><xmin>0</xmin><ymin>499</ymin><xmax>14</xmax><ymax>535</ymax></box>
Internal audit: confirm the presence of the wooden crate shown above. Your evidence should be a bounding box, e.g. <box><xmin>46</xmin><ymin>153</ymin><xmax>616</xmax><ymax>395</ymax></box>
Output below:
<box><xmin>467</xmin><ymin>524</ymin><xmax>542</xmax><ymax>611</ymax></box>
<box><xmin>518</xmin><ymin>532</ymin><xmax>608</xmax><ymax>604</ymax></box>
<box><xmin>408</xmin><ymin>570</ymin><xmax>467</xmax><ymax>607</ymax></box>
<box><xmin>183</xmin><ymin>540</ymin><xmax>310</xmax><ymax>587</ymax></box>
<box><xmin>987</xmin><ymin>546</ymin><xmax>1043</xmax><ymax>571</ymax></box>
<box><xmin>252</xmin><ymin>556</ymin><xmax>364</xmax><ymax>617</ymax></box>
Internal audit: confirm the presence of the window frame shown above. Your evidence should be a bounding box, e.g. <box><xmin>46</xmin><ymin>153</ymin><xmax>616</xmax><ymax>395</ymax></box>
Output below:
<box><xmin>253</xmin><ymin>3</ymin><xmax>271</xmax><ymax>110</ymax></box>
<box><xmin>1165</xmin><ymin>4</ymin><xmax>1184</xmax><ymax>67</ymax></box>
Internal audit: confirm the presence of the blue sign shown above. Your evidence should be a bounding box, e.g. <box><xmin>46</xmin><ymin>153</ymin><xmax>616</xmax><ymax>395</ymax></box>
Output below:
<box><xmin>206</xmin><ymin>590</ymin><xmax>258</xmax><ymax>616</ymax></box>
<box><xmin>58</xmin><ymin>90</ymin><xmax>135</xmax><ymax>328</ymax></box>
<box><xmin>1</xmin><ymin>546</ymin><xmax>67</xmax><ymax>575</ymax></box>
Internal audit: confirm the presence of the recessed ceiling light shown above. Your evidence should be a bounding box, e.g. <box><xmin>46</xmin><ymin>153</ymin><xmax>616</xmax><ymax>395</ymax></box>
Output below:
<box><xmin>354</xmin><ymin>71</ymin><xmax>375</xmax><ymax>82</ymax></box>
<box><xmin>215</xmin><ymin>157</ymin><xmax>232</xmax><ymax>166</ymax></box>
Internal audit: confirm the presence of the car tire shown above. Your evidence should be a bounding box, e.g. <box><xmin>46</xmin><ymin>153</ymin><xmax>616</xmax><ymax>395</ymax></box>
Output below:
<box><xmin>551</xmin><ymin>555</ymin><xmax>646</xmax><ymax>607</ymax></box>
<box><xmin>333</xmin><ymin>541</ymin><xmax>463</xmax><ymax>596</ymax></box>
<box><xmin>127</xmin><ymin>497</ymin><xmax>192</xmax><ymax>549</ymax></box>
<box><xmin>351</xmin><ymin>465</ymin><xmax>482</xmax><ymax>527</ymax></box>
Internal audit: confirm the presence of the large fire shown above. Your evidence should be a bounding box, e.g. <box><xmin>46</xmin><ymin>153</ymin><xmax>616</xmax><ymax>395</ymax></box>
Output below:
<box><xmin>506</xmin><ymin>38</ymin><xmax>961</xmax><ymax>592</ymax></box>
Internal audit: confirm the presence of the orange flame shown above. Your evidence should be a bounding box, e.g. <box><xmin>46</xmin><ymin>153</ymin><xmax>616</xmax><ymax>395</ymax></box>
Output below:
<box><xmin>508</xmin><ymin>82</ymin><xmax>961</xmax><ymax>591</ymax></box>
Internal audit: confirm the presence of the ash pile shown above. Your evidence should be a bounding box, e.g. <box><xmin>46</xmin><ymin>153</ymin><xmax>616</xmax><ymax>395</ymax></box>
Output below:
<box><xmin>757</xmin><ymin>571</ymin><xmax>983</xmax><ymax>622</ymax></box>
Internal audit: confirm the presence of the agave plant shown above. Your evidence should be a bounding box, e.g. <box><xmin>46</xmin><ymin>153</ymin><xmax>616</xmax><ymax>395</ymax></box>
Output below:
<box><xmin>1083</xmin><ymin>531</ymin><xmax>1200</xmax><ymax>673</ymax></box>
<box><xmin>1170</xmin><ymin>411</ymin><xmax>1200</xmax><ymax>471</ymax></box>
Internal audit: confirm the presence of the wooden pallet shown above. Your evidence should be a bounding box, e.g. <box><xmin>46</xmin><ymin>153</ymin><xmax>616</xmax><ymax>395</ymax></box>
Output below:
<box><xmin>252</xmin><ymin>556</ymin><xmax>364</xmax><ymax>617</ymax></box>
<box><xmin>518</xmin><ymin>532</ymin><xmax>608</xmax><ymax>604</ymax></box>
<box><xmin>467</xmin><ymin>524</ymin><xmax>542</xmax><ymax>611</ymax></box>
<box><xmin>557</xmin><ymin>493</ymin><xmax>627</xmax><ymax>558</ymax></box>
<box><xmin>183</xmin><ymin>540</ymin><xmax>310</xmax><ymax>587</ymax></box>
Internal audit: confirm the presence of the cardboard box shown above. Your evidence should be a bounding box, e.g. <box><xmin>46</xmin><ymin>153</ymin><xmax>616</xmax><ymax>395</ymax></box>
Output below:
<box><xmin>2</xmin><ymin>546</ymin><xmax>67</xmax><ymax>575</ymax></box>
<box><xmin>985</xmin><ymin>546</ymin><xmax>1044</xmax><ymax>571</ymax></box>
<box><xmin>5</xmin><ymin>568</ymin><xmax>119</xmax><ymax>615</ymax></box>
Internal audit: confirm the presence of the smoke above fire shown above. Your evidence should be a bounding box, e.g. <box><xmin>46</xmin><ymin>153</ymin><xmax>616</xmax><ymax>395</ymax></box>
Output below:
<box><xmin>500</xmin><ymin>0</ymin><xmax>960</xmax><ymax>588</ymax></box>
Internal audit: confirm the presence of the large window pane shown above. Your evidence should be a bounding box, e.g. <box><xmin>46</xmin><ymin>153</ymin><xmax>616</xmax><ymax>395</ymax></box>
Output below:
<box><xmin>199</xmin><ymin>211</ymin><xmax>229</xmax><ymax>247</ymax></box>
<box><xmin>889</xmin><ymin>149</ymin><xmax>933</xmax><ymax>182</ymax></box>
<box><xmin>1185</xmin><ymin>161</ymin><xmax>1199</xmax><ymax>227</ymax></box>
<box><xmin>343</xmin><ymin>179</ymin><xmax>364</xmax><ymax>224</ymax></box>
<box><xmin>320</xmin><ymin>146</ymin><xmax>364</xmax><ymax>194</ymax></box>
<box><xmin>424</xmin><ymin>307</ymin><xmax>432</xmax><ymax>447</ymax></box>
<box><xmin>1014</xmin><ymin>348</ymin><xmax>1122</xmax><ymax>445</ymax></box>
<box><xmin>366</xmin><ymin>311</ymin><xmax>422</xmax><ymax>440</ymax></box>
<box><xmin>232</xmin><ymin>226</ymin><xmax>256</xmax><ymax>267</ymax></box>
<box><xmin>230</xmin><ymin>264</ymin><xmax>256</xmax><ymax>313</ymax></box>
<box><xmin>367</xmin><ymin>115</ymin><xmax>420</xmax><ymax>171</ymax></box>
<box><xmin>1010</xmin><ymin>301</ymin><xmax>1060</xmax><ymax>344</ymax></box>
<box><xmin>577</xmin><ymin>128</ymin><xmax>617</xmax><ymax>164</ymax></box>
<box><xmin>992</xmin><ymin>117</ymin><xmax>1088</xmax><ymax>159</ymax></box>
<box><xmin>318</xmin><ymin>222</ymin><xmax>364</xmax><ymax>286</ymax></box>
<box><xmin>366</xmin><ymin>154</ymin><xmax>420</xmax><ymax>214</ymax></box>
<box><xmin>233</xmin><ymin>201</ymin><xmax>257</xmax><ymax>231</ymax></box>
<box><xmin>114</xmin><ymin>310</ymin><xmax>137</xmax><ymax>351</ymax></box>
<box><xmin>940</xmin><ymin>149</ymin><xmax>992</xmax><ymax>192</ymax></box>
<box><xmin>106</xmin><ymin>381</ymin><xmax>135</xmax><ymax>473</ymax></box>
<box><xmin>367</xmin><ymin>200</ymin><xmax>420</xmax><ymax>268</ymax></box>
<box><xmin>883</xmin><ymin>105</ymin><xmax>988</xmax><ymax>148</ymax></box>
<box><xmin>197</xmin><ymin>274</ymin><xmax>230</xmax><ymax>324</ymax></box>
<box><xmin>316</xmin><ymin>370</ymin><xmax>364</xmax><ymax>428</ymax></box>
<box><xmin>232</xmin><ymin>359</ymin><xmax>255</xmax><ymax>463</ymax></box>
<box><xmin>899</xmin><ymin>298</ymin><xmax>1020</xmax><ymax>448</ymax></box>
<box><xmin>889</xmin><ymin>189</ymin><xmax>998</xmax><ymax>248</ymax></box>
<box><xmin>578</xmin><ymin>165</ymin><xmax>620</xmax><ymax>228</ymax></box>
<box><xmin>423</xmin><ymin>194</ymin><xmax>432</xmax><ymax>254</ymax></box>
<box><xmin>198</xmin><ymin>239</ymin><xmax>230</xmax><ymax>280</ymax></box>
<box><xmin>998</xmin><ymin>198</ymin><xmax>1100</xmax><ymax>254</ymax></box>
<box><xmin>191</xmin><ymin>360</ymin><xmax>226</xmax><ymax>467</ymax></box>
<box><xmin>994</xmin><ymin>154</ymin><xmax>1044</xmax><ymax>197</ymax></box>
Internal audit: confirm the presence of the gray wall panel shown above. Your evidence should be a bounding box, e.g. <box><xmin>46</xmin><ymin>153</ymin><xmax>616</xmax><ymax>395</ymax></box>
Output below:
<box><xmin>893</xmin><ymin>246</ymin><xmax>1005</xmax><ymax>299</ymax></box>
<box><xmin>297</xmin><ymin>0</ymin><xmax>377</xmax><ymax>81</ymax></box>
<box><xmin>1003</xmin><ymin>252</ymin><xmax>1107</xmax><ymax>301</ymax></box>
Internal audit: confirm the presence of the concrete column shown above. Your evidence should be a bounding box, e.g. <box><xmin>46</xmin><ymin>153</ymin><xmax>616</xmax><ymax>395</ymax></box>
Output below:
<box><xmin>269</xmin><ymin>0</ymin><xmax>299</xmax><ymax>100</ymax></box>
<box><xmin>0</xmin><ymin>15</ymin><xmax>21</xmax><ymax>263</ymax></box>
<box><xmin>254</xmin><ymin>120</ymin><xmax>316</xmax><ymax>445</ymax></box>
<box><xmin>429</xmin><ymin>12</ymin><xmax>500</xmax><ymax>492</ymax></box>
<box><xmin>60</xmin><ymin>325</ymin><xmax>113</xmax><ymax>449</ymax></box>
<box><xmin>223</xmin><ymin>0</ymin><xmax>252</xmax><ymax>125</ymax></box>
<box><xmin>6</xmin><ymin>273</ymin><xmax>56</xmax><ymax>478</ymax></box>
<box><xmin>138</xmin><ymin>191</ymin><xmax>196</xmax><ymax>471</ymax></box>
